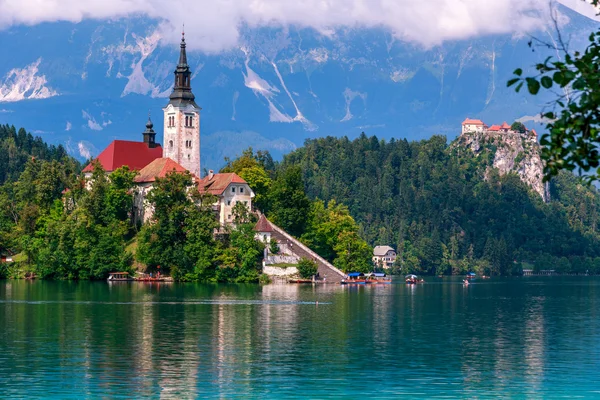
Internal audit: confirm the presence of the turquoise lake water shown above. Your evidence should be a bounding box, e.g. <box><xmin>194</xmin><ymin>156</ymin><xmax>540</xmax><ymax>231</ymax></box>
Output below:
<box><xmin>1</xmin><ymin>277</ymin><xmax>600</xmax><ymax>399</ymax></box>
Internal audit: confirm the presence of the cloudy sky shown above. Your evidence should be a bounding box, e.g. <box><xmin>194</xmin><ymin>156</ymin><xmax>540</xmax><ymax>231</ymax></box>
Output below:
<box><xmin>0</xmin><ymin>0</ymin><xmax>597</xmax><ymax>52</ymax></box>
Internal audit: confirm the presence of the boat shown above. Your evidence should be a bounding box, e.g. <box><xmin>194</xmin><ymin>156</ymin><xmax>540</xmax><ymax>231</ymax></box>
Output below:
<box><xmin>366</xmin><ymin>272</ymin><xmax>392</xmax><ymax>284</ymax></box>
<box><xmin>134</xmin><ymin>272</ymin><xmax>168</xmax><ymax>282</ymax></box>
<box><xmin>107</xmin><ymin>272</ymin><xmax>133</xmax><ymax>282</ymax></box>
<box><xmin>466</xmin><ymin>272</ymin><xmax>476</xmax><ymax>279</ymax></box>
<box><xmin>405</xmin><ymin>274</ymin><xmax>424</xmax><ymax>284</ymax></box>
<box><xmin>341</xmin><ymin>272</ymin><xmax>368</xmax><ymax>285</ymax></box>
<box><xmin>288</xmin><ymin>278</ymin><xmax>314</xmax><ymax>283</ymax></box>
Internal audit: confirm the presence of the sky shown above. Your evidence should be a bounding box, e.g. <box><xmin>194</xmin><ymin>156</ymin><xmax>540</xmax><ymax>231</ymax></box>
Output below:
<box><xmin>0</xmin><ymin>0</ymin><xmax>597</xmax><ymax>52</ymax></box>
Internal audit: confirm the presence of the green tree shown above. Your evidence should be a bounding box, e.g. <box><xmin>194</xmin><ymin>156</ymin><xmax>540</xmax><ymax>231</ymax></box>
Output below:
<box><xmin>269</xmin><ymin>238</ymin><xmax>279</xmax><ymax>255</ymax></box>
<box><xmin>297</xmin><ymin>257</ymin><xmax>318</xmax><ymax>278</ymax></box>
<box><xmin>268</xmin><ymin>165</ymin><xmax>311</xmax><ymax>237</ymax></box>
<box><xmin>508</xmin><ymin>11</ymin><xmax>600</xmax><ymax>183</ymax></box>
<box><xmin>511</xmin><ymin>121</ymin><xmax>527</xmax><ymax>133</ymax></box>
<box><xmin>333</xmin><ymin>231</ymin><xmax>372</xmax><ymax>273</ymax></box>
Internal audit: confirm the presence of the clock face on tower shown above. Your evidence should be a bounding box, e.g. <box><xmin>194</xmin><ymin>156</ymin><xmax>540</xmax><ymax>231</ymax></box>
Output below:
<box><xmin>162</xmin><ymin>32</ymin><xmax>202</xmax><ymax>178</ymax></box>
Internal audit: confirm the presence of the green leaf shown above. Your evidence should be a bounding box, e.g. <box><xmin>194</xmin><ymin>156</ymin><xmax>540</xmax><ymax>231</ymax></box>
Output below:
<box><xmin>541</xmin><ymin>76</ymin><xmax>553</xmax><ymax>89</ymax></box>
<box><xmin>553</xmin><ymin>71</ymin><xmax>564</xmax><ymax>85</ymax></box>
<box><xmin>543</xmin><ymin>112</ymin><xmax>555</xmax><ymax>119</ymax></box>
<box><xmin>507</xmin><ymin>78</ymin><xmax>520</xmax><ymax>87</ymax></box>
<box><xmin>526</xmin><ymin>78</ymin><xmax>540</xmax><ymax>95</ymax></box>
<box><xmin>513</xmin><ymin>68</ymin><xmax>523</xmax><ymax>76</ymax></box>
<box><xmin>515</xmin><ymin>82</ymin><xmax>523</xmax><ymax>93</ymax></box>
<box><xmin>563</xmin><ymin>70</ymin><xmax>576</xmax><ymax>82</ymax></box>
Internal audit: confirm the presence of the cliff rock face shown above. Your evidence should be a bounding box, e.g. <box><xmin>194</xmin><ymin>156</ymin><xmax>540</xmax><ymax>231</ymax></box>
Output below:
<box><xmin>455</xmin><ymin>130</ymin><xmax>548</xmax><ymax>202</ymax></box>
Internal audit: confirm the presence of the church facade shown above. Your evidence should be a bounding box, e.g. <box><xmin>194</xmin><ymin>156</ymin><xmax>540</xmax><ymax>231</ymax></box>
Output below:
<box><xmin>82</xmin><ymin>33</ymin><xmax>252</xmax><ymax>226</ymax></box>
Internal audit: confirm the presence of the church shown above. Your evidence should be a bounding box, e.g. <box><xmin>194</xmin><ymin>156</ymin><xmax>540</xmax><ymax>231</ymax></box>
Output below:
<box><xmin>83</xmin><ymin>32</ymin><xmax>254</xmax><ymax>224</ymax></box>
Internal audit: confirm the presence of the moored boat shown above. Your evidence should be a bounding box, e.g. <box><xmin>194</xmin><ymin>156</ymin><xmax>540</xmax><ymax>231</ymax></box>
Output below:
<box><xmin>466</xmin><ymin>272</ymin><xmax>476</xmax><ymax>280</ymax></box>
<box><xmin>134</xmin><ymin>272</ymin><xmax>169</xmax><ymax>282</ymax></box>
<box><xmin>288</xmin><ymin>278</ymin><xmax>314</xmax><ymax>283</ymax></box>
<box><xmin>341</xmin><ymin>272</ymin><xmax>368</xmax><ymax>285</ymax></box>
<box><xmin>405</xmin><ymin>274</ymin><xmax>424</xmax><ymax>284</ymax></box>
<box><xmin>107</xmin><ymin>272</ymin><xmax>133</xmax><ymax>282</ymax></box>
<box><xmin>366</xmin><ymin>272</ymin><xmax>392</xmax><ymax>284</ymax></box>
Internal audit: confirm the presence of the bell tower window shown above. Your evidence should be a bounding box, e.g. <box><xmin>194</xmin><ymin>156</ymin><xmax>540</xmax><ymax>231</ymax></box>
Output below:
<box><xmin>169</xmin><ymin>140</ymin><xmax>173</xmax><ymax>149</ymax></box>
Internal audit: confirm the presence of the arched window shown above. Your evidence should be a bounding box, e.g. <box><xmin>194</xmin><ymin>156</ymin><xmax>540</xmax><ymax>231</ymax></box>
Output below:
<box><xmin>169</xmin><ymin>140</ymin><xmax>173</xmax><ymax>149</ymax></box>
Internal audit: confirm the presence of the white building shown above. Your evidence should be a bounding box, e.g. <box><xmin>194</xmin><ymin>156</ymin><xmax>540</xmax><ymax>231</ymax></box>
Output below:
<box><xmin>197</xmin><ymin>171</ymin><xmax>255</xmax><ymax>226</ymax></box>
<box><xmin>373</xmin><ymin>246</ymin><xmax>396</xmax><ymax>268</ymax></box>
<box><xmin>461</xmin><ymin>118</ymin><xmax>487</xmax><ymax>134</ymax></box>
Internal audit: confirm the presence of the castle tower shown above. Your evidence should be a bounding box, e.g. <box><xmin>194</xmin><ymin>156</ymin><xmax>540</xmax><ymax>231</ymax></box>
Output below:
<box><xmin>163</xmin><ymin>31</ymin><xmax>201</xmax><ymax>177</ymax></box>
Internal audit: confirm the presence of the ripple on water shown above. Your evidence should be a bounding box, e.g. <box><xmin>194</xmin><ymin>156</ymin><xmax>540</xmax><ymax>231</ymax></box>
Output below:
<box><xmin>1</xmin><ymin>278</ymin><xmax>600</xmax><ymax>398</ymax></box>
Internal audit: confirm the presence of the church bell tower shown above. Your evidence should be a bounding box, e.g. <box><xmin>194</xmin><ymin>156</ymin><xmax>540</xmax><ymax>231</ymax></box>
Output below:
<box><xmin>163</xmin><ymin>31</ymin><xmax>201</xmax><ymax>177</ymax></box>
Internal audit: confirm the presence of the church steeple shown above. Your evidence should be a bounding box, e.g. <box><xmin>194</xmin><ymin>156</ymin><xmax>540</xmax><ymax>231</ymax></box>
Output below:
<box><xmin>143</xmin><ymin>114</ymin><xmax>158</xmax><ymax>148</ymax></box>
<box><xmin>169</xmin><ymin>30</ymin><xmax>198</xmax><ymax>107</ymax></box>
<box><xmin>163</xmin><ymin>29</ymin><xmax>202</xmax><ymax>178</ymax></box>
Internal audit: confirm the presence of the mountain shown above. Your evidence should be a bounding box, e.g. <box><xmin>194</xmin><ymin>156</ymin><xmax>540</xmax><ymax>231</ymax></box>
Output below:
<box><xmin>0</xmin><ymin>5</ymin><xmax>598</xmax><ymax>169</ymax></box>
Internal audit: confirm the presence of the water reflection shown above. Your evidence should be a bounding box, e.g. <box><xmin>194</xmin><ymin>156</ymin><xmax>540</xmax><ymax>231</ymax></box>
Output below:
<box><xmin>1</xmin><ymin>278</ymin><xmax>600</xmax><ymax>398</ymax></box>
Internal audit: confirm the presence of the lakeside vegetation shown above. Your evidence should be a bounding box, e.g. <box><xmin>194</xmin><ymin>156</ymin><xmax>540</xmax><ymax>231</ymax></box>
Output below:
<box><xmin>2</xmin><ymin>124</ymin><xmax>600</xmax><ymax>280</ymax></box>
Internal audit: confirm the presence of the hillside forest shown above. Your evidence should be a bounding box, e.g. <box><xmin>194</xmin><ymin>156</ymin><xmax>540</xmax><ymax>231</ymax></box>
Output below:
<box><xmin>2</xmin><ymin>124</ymin><xmax>600</xmax><ymax>280</ymax></box>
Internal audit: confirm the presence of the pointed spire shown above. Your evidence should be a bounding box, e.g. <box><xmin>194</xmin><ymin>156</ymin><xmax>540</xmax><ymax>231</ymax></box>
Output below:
<box><xmin>168</xmin><ymin>25</ymin><xmax>198</xmax><ymax>108</ymax></box>
<box><xmin>178</xmin><ymin>26</ymin><xmax>188</xmax><ymax>67</ymax></box>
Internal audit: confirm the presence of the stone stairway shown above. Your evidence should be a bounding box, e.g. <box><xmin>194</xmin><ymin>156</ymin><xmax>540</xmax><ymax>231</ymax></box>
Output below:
<box><xmin>268</xmin><ymin>222</ymin><xmax>346</xmax><ymax>283</ymax></box>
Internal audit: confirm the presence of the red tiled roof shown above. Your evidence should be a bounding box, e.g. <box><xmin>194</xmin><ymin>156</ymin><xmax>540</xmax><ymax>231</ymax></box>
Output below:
<box><xmin>488</xmin><ymin>125</ymin><xmax>501</xmax><ymax>131</ymax></box>
<box><xmin>254</xmin><ymin>214</ymin><xmax>273</xmax><ymax>232</ymax></box>
<box><xmin>82</xmin><ymin>140</ymin><xmax>163</xmax><ymax>173</ymax></box>
<box><xmin>530</xmin><ymin>129</ymin><xmax>537</xmax><ymax>136</ymax></box>
<box><xmin>462</xmin><ymin>118</ymin><xmax>485</xmax><ymax>126</ymax></box>
<box><xmin>501</xmin><ymin>122</ymin><xmax>511</xmax><ymax>129</ymax></box>
<box><xmin>197</xmin><ymin>173</ymin><xmax>248</xmax><ymax>195</ymax></box>
<box><xmin>134</xmin><ymin>158</ymin><xmax>189</xmax><ymax>183</ymax></box>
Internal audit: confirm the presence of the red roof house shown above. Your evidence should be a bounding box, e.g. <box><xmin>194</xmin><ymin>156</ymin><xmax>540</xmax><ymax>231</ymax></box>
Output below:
<box><xmin>253</xmin><ymin>214</ymin><xmax>274</xmax><ymax>233</ymax></box>
<box><xmin>197</xmin><ymin>172</ymin><xmax>249</xmax><ymax>195</ymax></box>
<box><xmin>82</xmin><ymin>140</ymin><xmax>163</xmax><ymax>173</ymax></box>
<box><xmin>500</xmin><ymin>122</ymin><xmax>511</xmax><ymax>130</ymax></box>
<box><xmin>488</xmin><ymin>125</ymin><xmax>501</xmax><ymax>132</ymax></box>
<box><xmin>134</xmin><ymin>158</ymin><xmax>189</xmax><ymax>183</ymax></box>
<box><xmin>462</xmin><ymin>118</ymin><xmax>486</xmax><ymax>126</ymax></box>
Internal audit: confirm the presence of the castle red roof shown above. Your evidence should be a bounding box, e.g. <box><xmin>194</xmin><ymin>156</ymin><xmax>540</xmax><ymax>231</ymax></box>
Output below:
<box><xmin>488</xmin><ymin>125</ymin><xmax>501</xmax><ymax>132</ymax></box>
<box><xmin>82</xmin><ymin>140</ymin><xmax>163</xmax><ymax>173</ymax></box>
<box><xmin>134</xmin><ymin>158</ymin><xmax>189</xmax><ymax>183</ymax></box>
<box><xmin>530</xmin><ymin>129</ymin><xmax>537</xmax><ymax>136</ymax></box>
<box><xmin>501</xmin><ymin>122</ymin><xmax>511</xmax><ymax>129</ymax></box>
<box><xmin>253</xmin><ymin>214</ymin><xmax>273</xmax><ymax>233</ymax></box>
<box><xmin>197</xmin><ymin>173</ymin><xmax>248</xmax><ymax>195</ymax></box>
<box><xmin>462</xmin><ymin>118</ymin><xmax>485</xmax><ymax>126</ymax></box>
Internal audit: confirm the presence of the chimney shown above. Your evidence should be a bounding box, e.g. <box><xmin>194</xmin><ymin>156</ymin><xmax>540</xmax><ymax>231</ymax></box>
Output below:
<box><xmin>208</xmin><ymin>170</ymin><xmax>214</xmax><ymax>180</ymax></box>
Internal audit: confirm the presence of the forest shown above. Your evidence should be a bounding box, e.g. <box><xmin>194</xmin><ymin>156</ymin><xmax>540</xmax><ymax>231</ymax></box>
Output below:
<box><xmin>2</xmin><ymin>124</ymin><xmax>600</xmax><ymax>279</ymax></box>
<box><xmin>280</xmin><ymin>133</ymin><xmax>600</xmax><ymax>275</ymax></box>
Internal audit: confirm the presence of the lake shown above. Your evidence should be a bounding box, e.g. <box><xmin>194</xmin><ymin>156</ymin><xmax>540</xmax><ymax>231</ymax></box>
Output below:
<box><xmin>1</xmin><ymin>277</ymin><xmax>599</xmax><ymax>398</ymax></box>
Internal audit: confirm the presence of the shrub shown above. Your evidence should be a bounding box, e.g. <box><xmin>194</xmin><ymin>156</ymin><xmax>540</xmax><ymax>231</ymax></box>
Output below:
<box><xmin>269</xmin><ymin>238</ymin><xmax>279</xmax><ymax>255</ymax></box>
<box><xmin>297</xmin><ymin>257</ymin><xmax>318</xmax><ymax>278</ymax></box>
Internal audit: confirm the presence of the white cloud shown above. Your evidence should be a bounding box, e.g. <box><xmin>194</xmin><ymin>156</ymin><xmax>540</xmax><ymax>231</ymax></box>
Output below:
<box><xmin>82</xmin><ymin>110</ymin><xmax>103</xmax><ymax>131</ymax></box>
<box><xmin>65</xmin><ymin>121</ymin><xmax>72</xmax><ymax>131</ymax></box>
<box><xmin>78</xmin><ymin>141</ymin><xmax>93</xmax><ymax>159</ymax></box>
<box><xmin>517</xmin><ymin>114</ymin><xmax>554</xmax><ymax>124</ymax></box>
<box><xmin>0</xmin><ymin>109</ymin><xmax>13</xmax><ymax>113</ymax></box>
<box><xmin>1</xmin><ymin>0</ymin><xmax>598</xmax><ymax>52</ymax></box>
